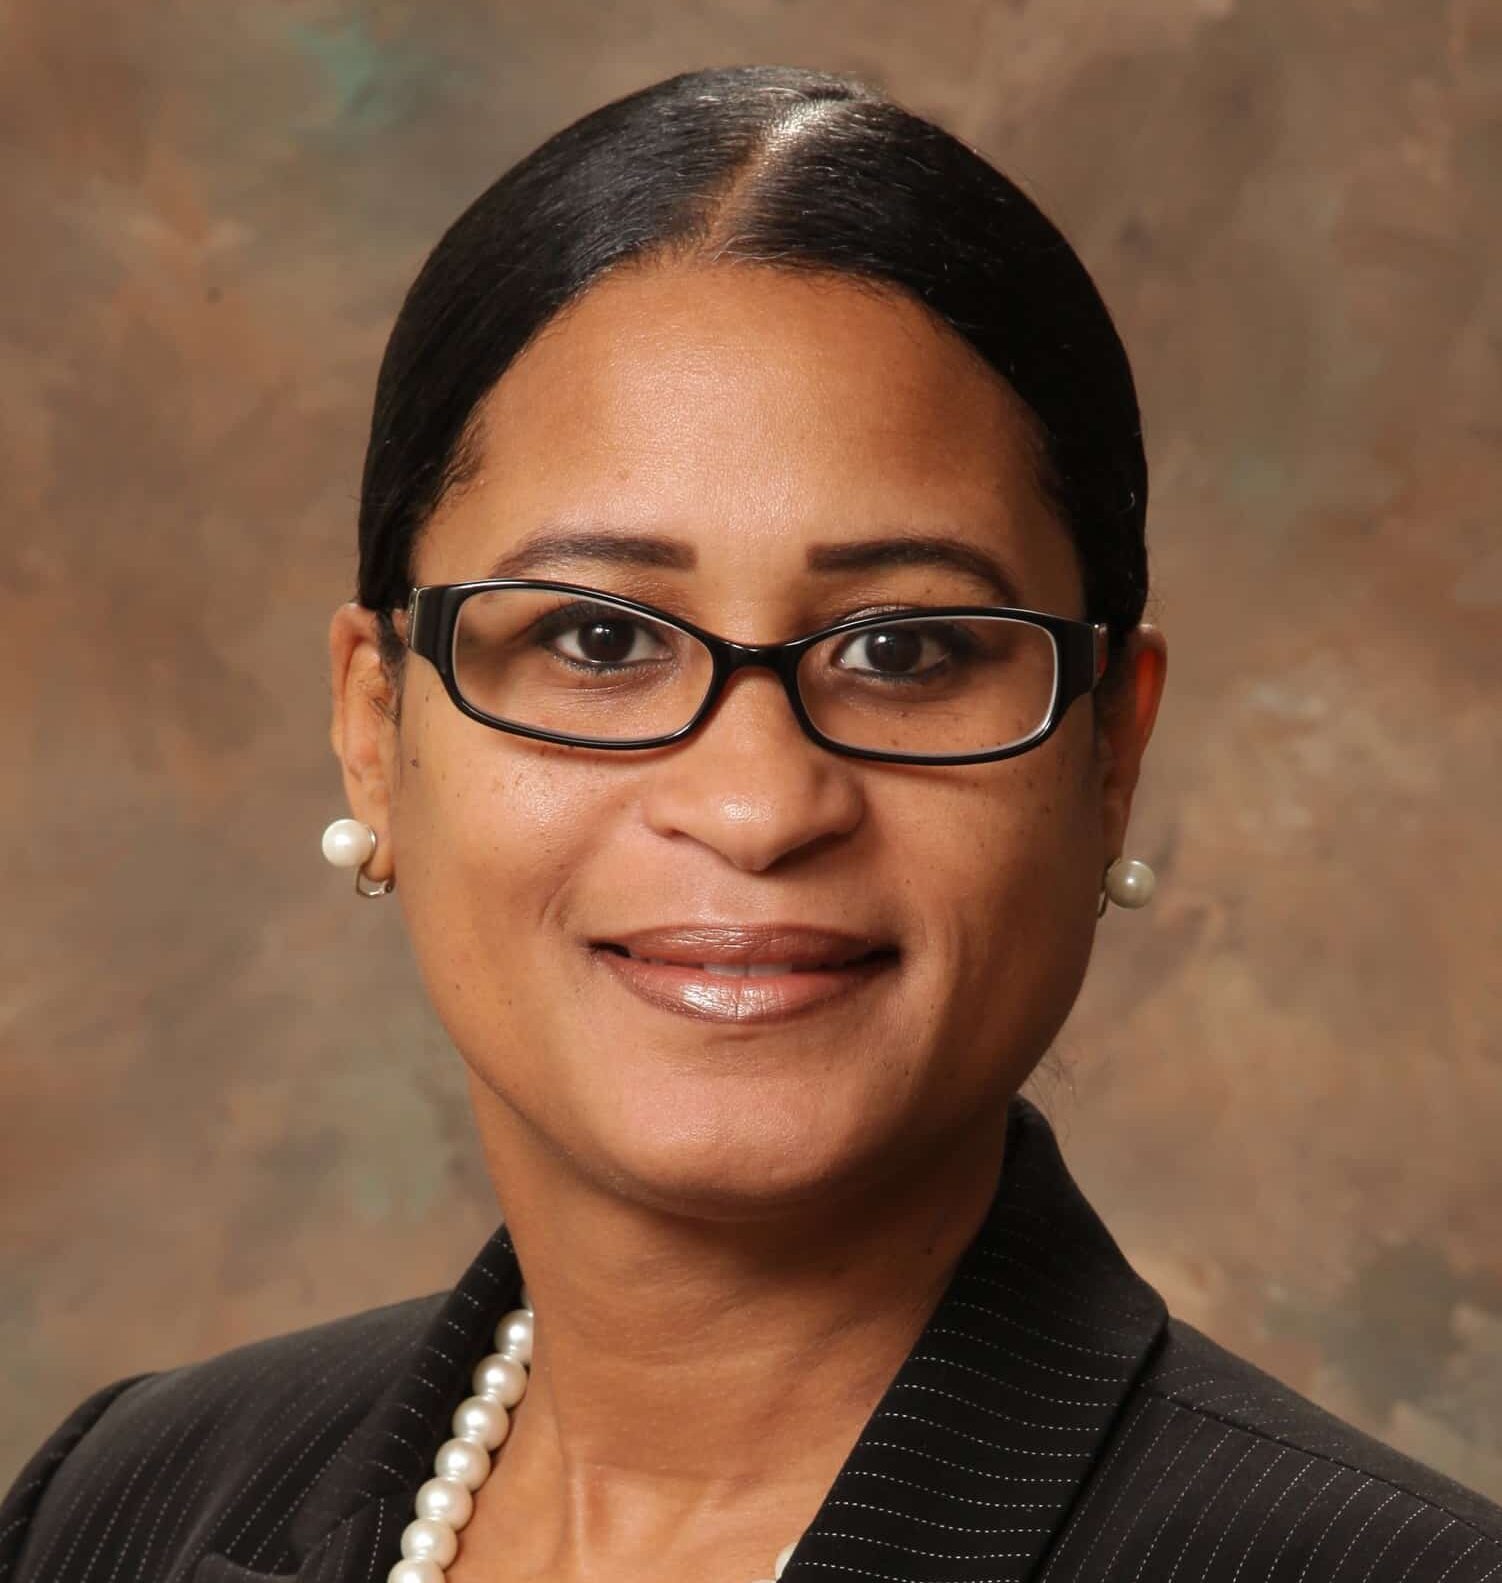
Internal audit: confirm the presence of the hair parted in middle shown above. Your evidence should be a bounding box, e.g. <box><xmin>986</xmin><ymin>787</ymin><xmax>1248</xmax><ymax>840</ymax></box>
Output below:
<box><xmin>358</xmin><ymin>65</ymin><xmax>1149</xmax><ymax>682</ymax></box>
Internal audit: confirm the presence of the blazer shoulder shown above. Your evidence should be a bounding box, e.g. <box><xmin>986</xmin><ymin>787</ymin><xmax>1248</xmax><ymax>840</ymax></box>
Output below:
<box><xmin>1045</xmin><ymin>1317</ymin><xmax>1502</xmax><ymax>1582</ymax></box>
<box><xmin>0</xmin><ymin>1373</ymin><xmax>155</xmax><ymax>1579</ymax></box>
<box><xmin>0</xmin><ymin>1292</ymin><xmax>442</xmax><ymax>1583</ymax></box>
<box><xmin>1143</xmin><ymin>1317</ymin><xmax>1502</xmax><ymax>1537</ymax></box>
<box><xmin>1073</xmin><ymin>1315</ymin><xmax>1502</xmax><ymax>1581</ymax></box>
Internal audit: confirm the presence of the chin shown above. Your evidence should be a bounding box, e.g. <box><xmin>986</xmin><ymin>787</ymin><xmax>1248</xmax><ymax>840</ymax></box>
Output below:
<box><xmin>583</xmin><ymin>1097</ymin><xmax>906</xmax><ymax>1224</ymax></box>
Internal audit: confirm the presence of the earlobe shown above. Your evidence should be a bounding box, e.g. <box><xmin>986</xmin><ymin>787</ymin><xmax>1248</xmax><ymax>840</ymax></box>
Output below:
<box><xmin>326</xmin><ymin>602</ymin><xmax>401</xmax><ymax>859</ymax></box>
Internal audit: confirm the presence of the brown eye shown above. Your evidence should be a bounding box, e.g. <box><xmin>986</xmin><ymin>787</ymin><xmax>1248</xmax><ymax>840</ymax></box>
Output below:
<box><xmin>846</xmin><ymin>628</ymin><xmax>924</xmax><ymax>675</ymax></box>
<box><xmin>530</xmin><ymin>602</ymin><xmax>674</xmax><ymax>670</ymax></box>
<box><xmin>832</xmin><ymin>624</ymin><xmax>968</xmax><ymax>679</ymax></box>
<box><xmin>563</xmin><ymin>618</ymin><xmax>645</xmax><ymax>665</ymax></box>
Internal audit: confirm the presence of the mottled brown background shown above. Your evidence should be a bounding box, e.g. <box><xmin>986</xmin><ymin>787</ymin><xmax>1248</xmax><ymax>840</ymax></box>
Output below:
<box><xmin>3</xmin><ymin>0</ymin><xmax>1499</xmax><ymax>1497</ymax></box>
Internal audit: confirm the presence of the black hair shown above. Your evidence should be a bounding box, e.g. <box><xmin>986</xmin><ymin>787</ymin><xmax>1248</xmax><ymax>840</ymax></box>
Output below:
<box><xmin>357</xmin><ymin>65</ymin><xmax>1148</xmax><ymax>679</ymax></box>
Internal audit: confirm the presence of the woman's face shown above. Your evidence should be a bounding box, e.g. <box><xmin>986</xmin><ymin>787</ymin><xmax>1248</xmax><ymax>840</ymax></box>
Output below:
<box><xmin>332</xmin><ymin>262</ymin><xmax>1162</xmax><ymax>1218</ymax></box>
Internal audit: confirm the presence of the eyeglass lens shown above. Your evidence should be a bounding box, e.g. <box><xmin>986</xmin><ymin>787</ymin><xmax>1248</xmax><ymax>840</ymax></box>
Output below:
<box><xmin>451</xmin><ymin>588</ymin><xmax>1059</xmax><ymax>755</ymax></box>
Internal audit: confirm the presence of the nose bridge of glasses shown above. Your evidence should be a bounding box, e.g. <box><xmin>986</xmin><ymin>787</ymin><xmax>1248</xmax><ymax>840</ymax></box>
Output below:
<box><xmin>713</xmin><ymin>632</ymin><xmax>808</xmax><ymax>679</ymax></box>
<box><xmin>696</xmin><ymin>635</ymin><xmax>811</xmax><ymax>732</ymax></box>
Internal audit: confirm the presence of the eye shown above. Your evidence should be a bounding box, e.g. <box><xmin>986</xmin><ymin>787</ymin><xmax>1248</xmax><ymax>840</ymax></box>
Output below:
<box><xmin>533</xmin><ymin>603</ymin><xmax>673</xmax><ymax>670</ymax></box>
<box><xmin>832</xmin><ymin>622</ymin><xmax>971</xmax><ymax>679</ymax></box>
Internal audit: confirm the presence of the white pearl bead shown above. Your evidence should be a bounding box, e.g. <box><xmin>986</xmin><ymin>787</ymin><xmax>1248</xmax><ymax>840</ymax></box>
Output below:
<box><xmin>494</xmin><ymin>1308</ymin><xmax>533</xmax><ymax>1365</ymax></box>
<box><xmin>400</xmin><ymin>1517</ymin><xmax>459</xmax><ymax>1566</ymax></box>
<box><xmin>403</xmin><ymin>1292</ymin><xmax>802</xmax><ymax>1582</ymax></box>
<box><xmin>386</xmin><ymin>1560</ymin><xmax>444</xmax><ymax>1583</ymax></box>
<box><xmin>451</xmin><ymin>1393</ymin><xmax>510</xmax><ymax>1449</ymax></box>
<box><xmin>433</xmin><ymin>1435</ymin><xmax>491</xmax><ymax>1490</ymax></box>
<box><xmin>472</xmin><ymin>1351</ymin><xmax>528</xmax><ymax>1406</ymax></box>
<box><xmin>415</xmin><ymin>1475</ymin><xmax>474</xmax><ymax>1530</ymax></box>
<box><xmin>1105</xmin><ymin>856</ymin><xmax>1156</xmax><ymax>908</ymax></box>
<box><xmin>321</xmin><ymin>818</ymin><xmax>375</xmax><ymax>869</ymax></box>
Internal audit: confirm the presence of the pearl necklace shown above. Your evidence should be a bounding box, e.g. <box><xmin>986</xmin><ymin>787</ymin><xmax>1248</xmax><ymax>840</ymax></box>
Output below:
<box><xmin>386</xmin><ymin>1289</ymin><xmax>803</xmax><ymax>1583</ymax></box>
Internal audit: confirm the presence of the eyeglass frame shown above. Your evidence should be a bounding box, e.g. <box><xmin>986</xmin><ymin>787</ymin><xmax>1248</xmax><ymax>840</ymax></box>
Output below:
<box><xmin>397</xmin><ymin>577</ymin><xmax>1111</xmax><ymax>767</ymax></box>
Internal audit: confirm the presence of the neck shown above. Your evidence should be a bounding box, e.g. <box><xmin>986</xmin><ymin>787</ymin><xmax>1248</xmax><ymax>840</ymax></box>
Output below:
<box><xmin>463</xmin><ymin>1072</ymin><xmax>1011</xmax><ymax>1580</ymax></box>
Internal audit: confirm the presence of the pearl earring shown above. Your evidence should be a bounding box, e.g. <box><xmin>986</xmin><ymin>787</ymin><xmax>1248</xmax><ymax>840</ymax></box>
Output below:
<box><xmin>321</xmin><ymin>818</ymin><xmax>394</xmax><ymax>898</ymax></box>
<box><xmin>1100</xmin><ymin>856</ymin><xmax>1155</xmax><ymax>913</ymax></box>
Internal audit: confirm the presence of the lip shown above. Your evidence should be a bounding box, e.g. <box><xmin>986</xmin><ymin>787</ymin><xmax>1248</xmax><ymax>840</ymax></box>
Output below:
<box><xmin>587</xmin><ymin>924</ymin><xmax>899</xmax><ymax>1023</ymax></box>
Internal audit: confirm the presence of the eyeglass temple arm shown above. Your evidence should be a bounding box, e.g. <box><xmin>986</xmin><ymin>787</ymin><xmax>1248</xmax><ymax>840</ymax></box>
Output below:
<box><xmin>397</xmin><ymin>588</ymin><xmax>425</xmax><ymax>656</ymax></box>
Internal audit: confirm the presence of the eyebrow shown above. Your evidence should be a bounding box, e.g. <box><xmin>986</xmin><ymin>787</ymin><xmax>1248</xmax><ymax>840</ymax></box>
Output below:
<box><xmin>482</xmin><ymin>530</ymin><xmax>1023</xmax><ymax>604</ymax></box>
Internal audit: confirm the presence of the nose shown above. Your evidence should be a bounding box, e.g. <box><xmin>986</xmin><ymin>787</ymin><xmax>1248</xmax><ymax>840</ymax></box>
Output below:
<box><xmin>639</xmin><ymin>666</ymin><xmax>864</xmax><ymax>872</ymax></box>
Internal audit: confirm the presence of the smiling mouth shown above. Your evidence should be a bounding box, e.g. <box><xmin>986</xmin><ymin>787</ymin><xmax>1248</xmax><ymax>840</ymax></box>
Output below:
<box><xmin>591</xmin><ymin>944</ymin><xmax>896</xmax><ymax>977</ymax></box>
<box><xmin>588</xmin><ymin>935</ymin><xmax>899</xmax><ymax>1023</ymax></box>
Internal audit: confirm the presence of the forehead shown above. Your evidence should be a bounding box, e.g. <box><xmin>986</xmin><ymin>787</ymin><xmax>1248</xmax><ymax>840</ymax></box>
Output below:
<box><xmin>417</xmin><ymin>262</ymin><xmax>1077</xmax><ymax>608</ymax></box>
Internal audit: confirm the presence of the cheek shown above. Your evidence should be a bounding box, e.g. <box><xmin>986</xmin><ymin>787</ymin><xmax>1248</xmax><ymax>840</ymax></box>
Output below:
<box><xmin>390</xmin><ymin>699</ymin><xmax>615</xmax><ymax>988</ymax></box>
<box><xmin>903</xmin><ymin>719</ymin><xmax>1102</xmax><ymax>1019</ymax></box>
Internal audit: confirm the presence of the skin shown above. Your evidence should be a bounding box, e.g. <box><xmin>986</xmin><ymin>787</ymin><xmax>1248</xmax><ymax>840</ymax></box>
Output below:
<box><xmin>329</xmin><ymin>261</ymin><xmax>1167</xmax><ymax>1583</ymax></box>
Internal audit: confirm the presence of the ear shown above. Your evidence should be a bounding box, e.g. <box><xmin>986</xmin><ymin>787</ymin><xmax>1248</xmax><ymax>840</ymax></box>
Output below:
<box><xmin>327</xmin><ymin>602</ymin><xmax>402</xmax><ymax>885</ymax></box>
<box><xmin>1095</xmin><ymin>623</ymin><xmax>1168</xmax><ymax>861</ymax></box>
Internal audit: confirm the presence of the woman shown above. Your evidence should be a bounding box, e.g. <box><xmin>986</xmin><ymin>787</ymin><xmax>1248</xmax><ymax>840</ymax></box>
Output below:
<box><xmin>4</xmin><ymin>64</ymin><xmax>1499</xmax><ymax>1583</ymax></box>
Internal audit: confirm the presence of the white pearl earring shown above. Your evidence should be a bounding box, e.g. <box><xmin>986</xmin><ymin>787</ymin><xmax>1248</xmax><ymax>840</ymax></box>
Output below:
<box><xmin>321</xmin><ymin>818</ymin><xmax>393</xmax><ymax>897</ymax></box>
<box><xmin>322</xmin><ymin>818</ymin><xmax>375</xmax><ymax>868</ymax></box>
<box><xmin>1102</xmin><ymin>856</ymin><xmax>1155</xmax><ymax>911</ymax></box>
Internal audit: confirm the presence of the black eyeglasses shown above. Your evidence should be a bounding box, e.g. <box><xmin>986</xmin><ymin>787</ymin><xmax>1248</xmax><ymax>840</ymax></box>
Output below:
<box><xmin>398</xmin><ymin>579</ymin><xmax>1109</xmax><ymax>766</ymax></box>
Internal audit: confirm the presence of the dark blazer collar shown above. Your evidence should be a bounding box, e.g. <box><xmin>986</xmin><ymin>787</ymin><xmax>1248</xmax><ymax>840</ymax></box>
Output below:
<box><xmin>199</xmin><ymin>1094</ymin><xmax>1167</xmax><ymax>1583</ymax></box>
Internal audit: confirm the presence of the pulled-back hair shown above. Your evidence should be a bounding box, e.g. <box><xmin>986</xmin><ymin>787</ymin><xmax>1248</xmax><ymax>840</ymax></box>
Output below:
<box><xmin>358</xmin><ymin>65</ymin><xmax>1148</xmax><ymax>676</ymax></box>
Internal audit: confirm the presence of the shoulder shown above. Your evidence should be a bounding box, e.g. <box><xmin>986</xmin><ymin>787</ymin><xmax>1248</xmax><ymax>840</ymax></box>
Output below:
<box><xmin>0</xmin><ymin>1292</ymin><xmax>441</xmax><ymax>1583</ymax></box>
<box><xmin>1046</xmin><ymin>1316</ymin><xmax>1502</xmax><ymax>1582</ymax></box>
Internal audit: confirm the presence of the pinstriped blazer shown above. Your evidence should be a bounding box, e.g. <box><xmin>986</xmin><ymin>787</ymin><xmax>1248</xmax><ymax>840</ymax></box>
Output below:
<box><xmin>5</xmin><ymin>1096</ymin><xmax>1501</xmax><ymax>1583</ymax></box>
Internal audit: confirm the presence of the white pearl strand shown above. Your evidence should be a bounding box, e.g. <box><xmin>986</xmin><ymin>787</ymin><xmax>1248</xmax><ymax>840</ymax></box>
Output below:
<box><xmin>387</xmin><ymin>1288</ymin><xmax>803</xmax><ymax>1583</ymax></box>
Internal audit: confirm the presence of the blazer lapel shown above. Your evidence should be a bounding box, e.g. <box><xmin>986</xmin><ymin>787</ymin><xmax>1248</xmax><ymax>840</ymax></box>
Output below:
<box><xmin>780</xmin><ymin>1096</ymin><xmax>1168</xmax><ymax>1581</ymax></box>
<box><xmin>199</xmin><ymin>1094</ymin><xmax>1166</xmax><ymax>1583</ymax></box>
<box><xmin>193</xmin><ymin>1216</ymin><xmax>525</xmax><ymax>1582</ymax></box>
